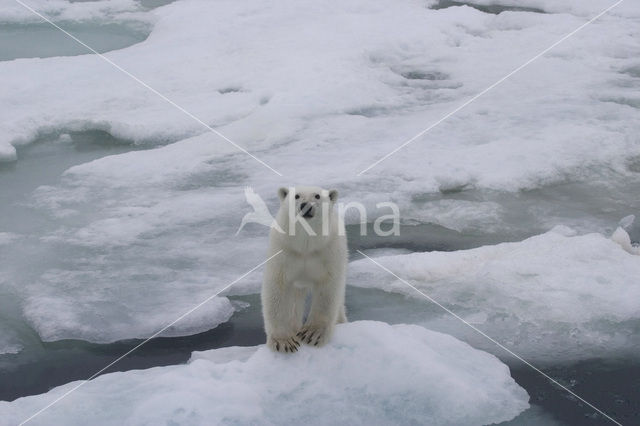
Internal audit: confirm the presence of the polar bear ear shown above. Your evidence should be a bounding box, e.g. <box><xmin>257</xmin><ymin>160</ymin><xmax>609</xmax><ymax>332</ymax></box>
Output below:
<box><xmin>328</xmin><ymin>189</ymin><xmax>338</xmax><ymax>202</ymax></box>
<box><xmin>278</xmin><ymin>187</ymin><xmax>289</xmax><ymax>201</ymax></box>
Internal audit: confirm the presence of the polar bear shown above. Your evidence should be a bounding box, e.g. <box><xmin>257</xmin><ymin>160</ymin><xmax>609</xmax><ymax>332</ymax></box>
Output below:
<box><xmin>261</xmin><ymin>186</ymin><xmax>347</xmax><ymax>353</ymax></box>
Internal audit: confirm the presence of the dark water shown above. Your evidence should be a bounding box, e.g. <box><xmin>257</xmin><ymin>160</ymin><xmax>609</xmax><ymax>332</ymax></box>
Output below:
<box><xmin>432</xmin><ymin>1</ymin><xmax>546</xmax><ymax>15</ymax></box>
<box><xmin>508</xmin><ymin>360</ymin><xmax>640</xmax><ymax>425</ymax></box>
<box><xmin>347</xmin><ymin>222</ymin><xmax>531</xmax><ymax>254</ymax></box>
<box><xmin>0</xmin><ymin>22</ymin><xmax>149</xmax><ymax>62</ymax></box>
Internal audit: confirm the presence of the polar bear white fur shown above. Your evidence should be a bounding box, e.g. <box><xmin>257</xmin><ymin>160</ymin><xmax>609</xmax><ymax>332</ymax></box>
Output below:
<box><xmin>261</xmin><ymin>186</ymin><xmax>347</xmax><ymax>353</ymax></box>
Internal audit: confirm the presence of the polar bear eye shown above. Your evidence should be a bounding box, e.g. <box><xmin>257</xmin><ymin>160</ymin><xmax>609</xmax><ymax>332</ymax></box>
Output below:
<box><xmin>295</xmin><ymin>194</ymin><xmax>300</xmax><ymax>199</ymax></box>
<box><xmin>314</xmin><ymin>194</ymin><xmax>320</xmax><ymax>200</ymax></box>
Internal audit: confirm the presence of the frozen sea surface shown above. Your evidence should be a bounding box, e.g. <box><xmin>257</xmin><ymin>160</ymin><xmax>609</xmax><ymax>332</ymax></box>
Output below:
<box><xmin>0</xmin><ymin>0</ymin><xmax>639</xmax><ymax>424</ymax></box>
<box><xmin>0</xmin><ymin>0</ymin><xmax>638</xmax><ymax>375</ymax></box>
<box><xmin>6</xmin><ymin>139</ymin><xmax>639</xmax><ymax>349</ymax></box>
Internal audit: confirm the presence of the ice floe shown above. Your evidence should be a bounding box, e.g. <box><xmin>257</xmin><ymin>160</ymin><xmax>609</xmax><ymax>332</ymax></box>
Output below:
<box><xmin>351</xmin><ymin>227</ymin><xmax>640</xmax><ymax>361</ymax></box>
<box><xmin>0</xmin><ymin>321</ymin><xmax>529</xmax><ymax>425</ymax></box>
<box><xmin>0</xmin><ymin>327</ymin><xmax>22</xmax><ymax>356</ymax></box>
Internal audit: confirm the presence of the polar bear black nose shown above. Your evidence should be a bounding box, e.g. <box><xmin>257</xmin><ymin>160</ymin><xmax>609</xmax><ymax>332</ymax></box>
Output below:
<box><xmin>300</xmin><ymin>202</ymin><xmax>308</xmax><ymax>211</ymax></box>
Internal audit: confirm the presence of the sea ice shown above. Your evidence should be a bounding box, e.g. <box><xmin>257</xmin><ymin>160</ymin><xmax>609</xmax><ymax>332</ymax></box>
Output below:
<box><xmin>0</xmin><ymin>321</ymin><xmax>529</xmax><ymax>425</ymax></box>
<box><xmin>0</xmin><ymin>327</ymin><xmax>22</xmax><ymax>356</ymax></box>
<box><xmin>2</xmin><ymin>0</ymin><xmax>640</xmax><ymax>347</ymax></box>
<box><xmin>350</xmin><ymin>227</ymin><xmax>640</xmax><ymax>361</ymax></box>
<box><xmin>23</xmin><ymin>285</ymin><xmax>235</xmax><ymax>343</ymax></box>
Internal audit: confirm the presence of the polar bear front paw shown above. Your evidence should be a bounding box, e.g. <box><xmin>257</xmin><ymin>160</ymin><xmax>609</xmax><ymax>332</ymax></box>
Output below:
<box><xmin>296</xmin><ymin>325</ymin><xmax>329</xmax><ymax>347</ymax></box>
<box><xmin>267</xmin><ymin>335</ymin><xmax>300</xmax><ymax>353</ymax></box>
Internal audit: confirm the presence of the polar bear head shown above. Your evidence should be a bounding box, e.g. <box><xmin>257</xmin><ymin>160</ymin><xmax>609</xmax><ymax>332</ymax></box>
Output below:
<box><xmin>276</xmin><ymin>186</ymin><xmax>339</xmax><ymax>236</ymax></box>
<box><xmin>278</xmin><ymin>186</ymin><xmax>338</xmax><ymax>219</ymax></box>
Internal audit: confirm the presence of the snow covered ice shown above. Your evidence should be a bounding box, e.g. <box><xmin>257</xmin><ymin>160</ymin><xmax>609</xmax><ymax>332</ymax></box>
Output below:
<box><xmin>0</xmin><ymin>322</ymin><xmax>530</xmax><ymax>425</ymax></box>
<box><xmin>352</xmin><ymin>226</ymin><xmax>640</xmax><ymax>362</ymax></box>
